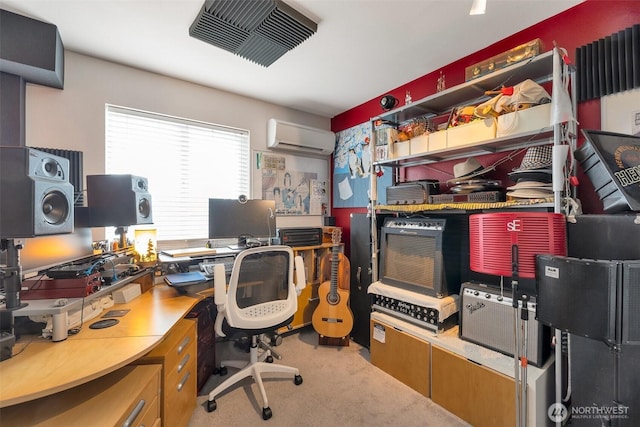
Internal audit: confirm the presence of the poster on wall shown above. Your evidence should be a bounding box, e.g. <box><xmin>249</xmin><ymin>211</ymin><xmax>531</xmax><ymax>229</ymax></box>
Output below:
<box><xmin>333</xmin><ymin>122</ymin><xmax>391</xmax><ymax>208</ymax></box>
<box><xmin>254</xmin><ymin>151</ymin><xmax>328</xmax><ymax>215</ymax></box>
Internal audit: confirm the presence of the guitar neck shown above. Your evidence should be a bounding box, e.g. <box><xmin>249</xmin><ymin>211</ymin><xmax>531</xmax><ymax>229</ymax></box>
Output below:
<box><xmin>330</xmin><ymin>243</ymin><xmax>339</xmax><ymax>293</ymax></box>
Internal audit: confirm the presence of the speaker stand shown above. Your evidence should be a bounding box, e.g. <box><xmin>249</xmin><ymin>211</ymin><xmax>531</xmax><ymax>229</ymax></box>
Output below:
<box><xmin>114</xmin><ymin>226</ymin><xmax>129</xmax><ymax>249</ymax></box>
<box><xmin>511</xmin><ymin>244</ymin><xmax>528</xmax><ymax>427</ymax></box>
<box><xmin>0</xmin><ymin>239</ymin><xmax>28</xmax><ymax>361</ymax></box>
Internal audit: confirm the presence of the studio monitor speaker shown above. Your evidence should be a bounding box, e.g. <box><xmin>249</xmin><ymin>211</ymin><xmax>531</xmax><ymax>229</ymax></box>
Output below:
<box><xmin>86</xmin><ymin>174</ymin><xmax>152</xmax><ymax>226</ymax></box>
<box><xmin>0</xmin><ymin>146</ymin><xmax>74</xmax><ymax>238</ymax></box>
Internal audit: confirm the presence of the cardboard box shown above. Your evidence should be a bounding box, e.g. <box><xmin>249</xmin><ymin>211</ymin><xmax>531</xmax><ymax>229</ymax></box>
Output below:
<box><xmin>410</xmin><ymin>134</ymin><xmax>429</xmax><ymax>155</ymax></box>
<box><xmin>447</xmin><ymin>118</ymin><xmax>496</xmax><ymax>148</ymax></box>
<box><xmin>428</xmin><ymin>131</ymin><xmax>448</xmax><ymax>152</ymax></box>
<box><xmin>496</xmin><ymin>103</ymin><xmax>552</xmax><ymax>137</ymax></box>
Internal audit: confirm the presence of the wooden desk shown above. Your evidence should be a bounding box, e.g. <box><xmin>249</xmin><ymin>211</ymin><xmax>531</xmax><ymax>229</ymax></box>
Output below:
<box><xmin>0</xmin><ymin>284</ymin><xmax>201</xmax><ymax>408</ymax></box>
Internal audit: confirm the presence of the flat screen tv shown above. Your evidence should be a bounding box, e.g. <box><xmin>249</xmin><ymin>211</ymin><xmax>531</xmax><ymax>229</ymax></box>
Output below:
<box><xmin>208</xmin><ymin>198</ymin><xmax>276</xmax><ymax>248</ymax></box>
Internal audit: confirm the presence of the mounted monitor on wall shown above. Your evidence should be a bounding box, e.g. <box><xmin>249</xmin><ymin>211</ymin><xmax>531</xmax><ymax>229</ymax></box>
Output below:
<box><xmin>208</xmin><ymin>198</ymin><xmax>276</xmax><ymax>249</ymax></box>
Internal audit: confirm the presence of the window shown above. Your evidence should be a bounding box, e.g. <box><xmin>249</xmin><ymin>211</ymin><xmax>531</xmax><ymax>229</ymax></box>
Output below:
<box><xmin>105</xmin><ymin>105</ymin><xmax>250</xmax><ymax>242</ymax></box>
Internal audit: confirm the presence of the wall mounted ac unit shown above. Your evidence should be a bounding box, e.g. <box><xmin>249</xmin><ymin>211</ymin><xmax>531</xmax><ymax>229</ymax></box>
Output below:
<box><xmin>267</xmin><ymin>118</ymin><xmax>335</xmax><ymax>157</ymax></box>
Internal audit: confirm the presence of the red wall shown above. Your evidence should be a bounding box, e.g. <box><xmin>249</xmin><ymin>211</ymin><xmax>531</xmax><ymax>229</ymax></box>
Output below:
<box><xmin>330</xmin><ymin>0</ymin><xmax>640</xmax><ymax>256</ymax></box>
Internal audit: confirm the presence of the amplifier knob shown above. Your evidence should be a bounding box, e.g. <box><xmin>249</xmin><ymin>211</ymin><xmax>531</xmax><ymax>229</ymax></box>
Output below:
<box><xmin>474</xmin><ymin>290</ymin><xmax>480</xmax><ymax>296</ymax></box>
<box><xmin>485</xmin><ymin>293</ymin><xmax>491</xmax><ymax>299</ymax></box>
<box><xmin>497</xmin><ymin>296</ymin><xmax>503</xmax><ymax>301</ymax></box>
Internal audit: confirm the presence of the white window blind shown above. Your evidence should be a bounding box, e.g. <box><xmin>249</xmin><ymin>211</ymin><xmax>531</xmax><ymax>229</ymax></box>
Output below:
<box><xmin>105</xmin><ymin>105</ymin><xmax>250</xmax><ymax>241</ymax></box>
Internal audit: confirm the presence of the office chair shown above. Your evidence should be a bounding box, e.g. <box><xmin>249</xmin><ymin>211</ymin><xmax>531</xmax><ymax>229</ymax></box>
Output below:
<box><xmin>207</xmin><ymin>245</ymin><xmax>306</xmax><ymax>420</ymax></box>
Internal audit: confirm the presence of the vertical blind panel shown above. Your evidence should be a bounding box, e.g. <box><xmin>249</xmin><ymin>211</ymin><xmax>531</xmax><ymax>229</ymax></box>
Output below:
<box><xmin>105</xmin><ymin>105</ymin><xmax>250</xmax><ymax>241</ymax></box>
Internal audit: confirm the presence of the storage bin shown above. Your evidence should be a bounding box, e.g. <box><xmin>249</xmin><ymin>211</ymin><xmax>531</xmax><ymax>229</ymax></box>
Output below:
<box><xmin>428</xmin><ymin>130</ymin><xmax>448</xmax><ymax>151</ymax></box>
<box><xmin>496</xmin><ymin>103</ymin><xmax>551</xmax><ymax>137</ymax></box>
<box><xmin>447</xmin><ymin>118</ymin><xmax>496</xmax><ymax>148</ymax></box>
<box><xmin>392</xmin><ymin>140</ymin><xmax>410</xmax><ymax>158</ymax></box>
<box><xmin>410</xmin><ymin>134</ymin><xmax>429</xmax><ymax>155</ymax></box>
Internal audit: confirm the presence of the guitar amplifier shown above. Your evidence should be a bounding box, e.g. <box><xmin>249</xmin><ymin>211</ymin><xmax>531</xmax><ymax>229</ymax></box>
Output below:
<box><xmin>368</xmin><ymin>282</ymin><xmax>459</xmax><ymax>333</ymax></box>
<box><xmin>386</xmin><ymin>180</ymin><xmax>439</xmax><ymax>205</ymax></box>
<box><xmin>459</xmin><ymin>282</ymin><xmax>550</xmax><ymax>367</ymax></box>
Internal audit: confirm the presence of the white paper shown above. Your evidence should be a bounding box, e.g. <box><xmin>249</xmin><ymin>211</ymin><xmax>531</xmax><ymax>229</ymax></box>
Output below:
<box><xmin>338</xmin><ymin>176</ymin><xmax>353</xmax><ymax>200</ymax></box>
<box><xmin>373</xmin><ymin>323</ymin><xmax>386</xmax><ymax>343</ymax></box>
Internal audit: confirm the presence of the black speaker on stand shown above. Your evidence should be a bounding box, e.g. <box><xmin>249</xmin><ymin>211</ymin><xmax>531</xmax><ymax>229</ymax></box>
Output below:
<box><xmin>0</xmin><ymin>146</ymin><xmax>74</xmax><ymax>238</ymax></box>
<box><xmin>85</xmin><ymin>174</ymin><xmax>153</xmax><ymax>226</ymax></box>
<box><xmin>1</xmin><ymin>147</ymin><xmax>74</xmax><ymax>359</ymax></box>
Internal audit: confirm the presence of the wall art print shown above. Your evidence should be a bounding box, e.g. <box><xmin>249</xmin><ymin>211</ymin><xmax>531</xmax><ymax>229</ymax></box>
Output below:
<box><xmin>333</xmin><ymin>122</ymin><xmax>391</xmax><ymax>208</ymax></box>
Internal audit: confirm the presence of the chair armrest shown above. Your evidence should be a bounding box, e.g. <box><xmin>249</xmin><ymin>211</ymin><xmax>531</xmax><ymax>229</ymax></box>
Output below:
<box><xmin>214</xmin><ymin>310</ymin><xmax>226</xmax><ymax>337</ymax></box>
<box><xmin>213</xmin><ymin>263</ymin><xmax>227</xmax><ymax>306</ymax></box>
<box><xmin>294</xmin><ymin>255</ymin><xmax>306</xmax><ymax>296</ymax></box>
<box><xmin>213</xmin><ymin>263</ymin><xmax>228</xmax><ymax>337</ymax></box>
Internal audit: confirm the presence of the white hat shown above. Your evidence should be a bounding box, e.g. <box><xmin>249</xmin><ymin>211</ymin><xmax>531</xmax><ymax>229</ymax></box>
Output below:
<box><xmin>453</xmin><ymin>157</ymin><xmax>483</xmax><ymax>179</ymax></box>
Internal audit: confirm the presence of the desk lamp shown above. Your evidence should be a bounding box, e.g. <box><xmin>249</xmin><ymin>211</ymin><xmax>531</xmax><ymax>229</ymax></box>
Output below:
<box><xmin>134</xmin><ymin>228</ymin><xmax>157</xmax><ymax>267</ymax></box>
<box><xmin>469</xmin><ymin>212</ymin><xmax>566</xmax><ymax>427</ymax></box>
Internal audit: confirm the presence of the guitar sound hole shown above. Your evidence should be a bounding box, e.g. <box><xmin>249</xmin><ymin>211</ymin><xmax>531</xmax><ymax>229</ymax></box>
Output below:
<box><xmin>327</xmin><ymin>294</ymin><xmax>340</xmax><ymax>305</ymax></box>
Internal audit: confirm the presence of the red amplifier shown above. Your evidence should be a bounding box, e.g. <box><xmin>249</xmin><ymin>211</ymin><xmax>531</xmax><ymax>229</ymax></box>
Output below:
<box><xmin>469</xmin><ymin>212</ymin><xmax>567</xmax><ymax>279</ymax></box>
<box><xmin>21</xmin><ymin>272</ymin><xmax>103</xmax><ymax>300</ymax></box>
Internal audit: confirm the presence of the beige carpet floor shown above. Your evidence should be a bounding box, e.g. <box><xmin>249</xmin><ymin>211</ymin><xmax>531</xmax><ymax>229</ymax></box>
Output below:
<box><xmin>189</xmin><ymin>326</ymin><xmax>471</xmax><ymax>426</ymax></box>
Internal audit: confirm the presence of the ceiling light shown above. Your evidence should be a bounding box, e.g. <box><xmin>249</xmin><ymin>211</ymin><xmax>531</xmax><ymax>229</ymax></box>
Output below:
<box><xmin>189</xmin><ymin>0</ymin><xmax>317</xmax><ymax>67</ymax></box>
<box><xmin>469</xmin><ymin>0</ymin><xmax>486</xmax><ymax>15</ymax></box>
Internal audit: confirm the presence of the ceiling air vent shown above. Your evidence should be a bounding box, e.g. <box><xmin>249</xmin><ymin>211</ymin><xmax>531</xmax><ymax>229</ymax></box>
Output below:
<box><xmin>189</xmin><ymin>0</ymin><xmax>317</xmax><ymax>67</ymax></box>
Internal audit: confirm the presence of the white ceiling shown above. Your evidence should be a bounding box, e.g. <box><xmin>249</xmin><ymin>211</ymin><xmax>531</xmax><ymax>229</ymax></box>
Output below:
<box><xmin>1</xmin><ymin>0</ymin><xmax>583</xmax><ymax>119</ymax></box>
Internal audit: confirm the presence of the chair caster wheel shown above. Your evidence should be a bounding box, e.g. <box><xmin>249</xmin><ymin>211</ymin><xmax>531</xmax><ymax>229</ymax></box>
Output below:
<box><xmin>294</xmin><ymin>374</ymin><xmax>303</xmax><ymax>385</ymax></box>
<box><xmin>272</xmin><ymin>333</ymin><xmax>283</xmax><ymax>346</ymax></box>
<box><xmin>266</xmin><ymin>355</ymin><xmax>274</xmax><ymax>363</ymax></box>
<box><xmin>207</xmin><ymin>400</ymin><xmax>217</xmax><ymax>412</ymax></box>
<box><xmin>262</xmin><ymin>407</ymin><xmax>272</xmax><ymax>420</ymax></box>
<box><xmin>219</xmin><ymin>366</ymin><xmax>228</xmax><ymax>376</ymax></box>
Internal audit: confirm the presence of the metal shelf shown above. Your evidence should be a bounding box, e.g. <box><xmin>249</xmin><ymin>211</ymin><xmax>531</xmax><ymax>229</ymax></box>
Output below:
<box><xmin>374</xmin><ymin>128</ymin><xmax>554</xmax><ymax>168</ymax></box>
<box><xmin>372</xmin><ymin>50</ymin><xmax>555</xmax><ymax>124</ymax></box>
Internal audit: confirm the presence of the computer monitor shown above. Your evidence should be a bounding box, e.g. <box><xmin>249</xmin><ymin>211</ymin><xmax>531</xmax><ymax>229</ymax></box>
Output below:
<box><xmin>208</xmin><ymin>198</ymin><xmax>276</xmax><ymax>248</ymax></box>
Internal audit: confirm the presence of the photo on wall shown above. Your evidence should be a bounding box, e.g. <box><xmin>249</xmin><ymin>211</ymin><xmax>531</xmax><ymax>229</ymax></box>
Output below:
<box><xmin>333</xmin><ymin>122</ymin><xmax>391</xmax><ymax>208</ymax></box>
<box><xmin>255</xmin><ymin>151</ymin><xmax>328</xmax><ymax>215</ymax></box>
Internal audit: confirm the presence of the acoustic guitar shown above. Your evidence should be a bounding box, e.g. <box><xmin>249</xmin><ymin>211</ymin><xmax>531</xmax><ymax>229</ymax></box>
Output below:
<box><xmin>312</xmin><ymin>228</ymin><xmax>354</xmax><ymax>338</ymax></box>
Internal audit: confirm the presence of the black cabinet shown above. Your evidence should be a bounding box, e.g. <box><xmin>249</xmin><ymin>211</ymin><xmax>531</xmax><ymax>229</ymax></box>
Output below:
<box><xmin>349</xmin><ymin>213</ymin><xmax>373</xmax><ymax>348</ymax></box>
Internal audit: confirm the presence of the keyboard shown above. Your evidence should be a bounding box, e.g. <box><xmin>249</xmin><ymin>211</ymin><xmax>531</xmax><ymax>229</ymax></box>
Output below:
<box><xmin>200</xmin><ymin>257</ymin><xmax>235</xmax><ymax>278</ymax></box>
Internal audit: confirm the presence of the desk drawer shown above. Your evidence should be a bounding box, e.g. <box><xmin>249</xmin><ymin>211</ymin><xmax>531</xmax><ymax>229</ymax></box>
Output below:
<box><xmin>144</xmin><ymin>319</ymin><xmax>196</xmax><ymax>368</ymax></box>
<box><xmin>0</xmin><ymin>365</ymin><xmax>161</xmax><ymax>426</ymax></box>
<box><xmin>136</xmin><ymin>318</ymin><xmax>197</xmax><ymax>427</ymax></box>
<box><xmin>117</xmin><ymin>371</ymin><xmax>161</xmax><ymax>427</ymax></box>
<box><xmin>138</xmin><ymin>393</ymin><xmax>161</xmax><ymax>427</ymax></box>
